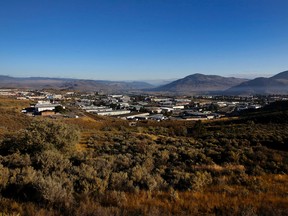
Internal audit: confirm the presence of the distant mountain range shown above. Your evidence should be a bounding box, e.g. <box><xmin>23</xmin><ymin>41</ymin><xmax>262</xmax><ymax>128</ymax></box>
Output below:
<box><xmin>150</xmin><ymin>71</ymin><xmax>288</xmax><ymax>95</ymax></box>
<box><xmin>0</xmin><ymin>76</ymin><xmax>154</xmax><ymax>93</ymax></box>
<box><xmin>152</xmin><ymin>73</ymin><xmax>248</xmax><ymax>93</ymax></box>
<box><xmin>1</xmin><ymin>70</ymin><xmax>288</xmax><ymax>95</ymax></box>
<box><xmin>225</xmin><ymin>70</ymin><xmax>288</xmax><ymax>95</ymax></box>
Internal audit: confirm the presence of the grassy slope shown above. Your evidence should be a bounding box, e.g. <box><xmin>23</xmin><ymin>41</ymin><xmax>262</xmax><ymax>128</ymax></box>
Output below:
<box><xmin>0</xmin><ymin>97</ymin><xmax>288</xmax><ymax>215</ymax></box>
<box><xmin>0</xmin><ymin>97</ymin><xmax>31</xmax><ymax>137</ymax></box>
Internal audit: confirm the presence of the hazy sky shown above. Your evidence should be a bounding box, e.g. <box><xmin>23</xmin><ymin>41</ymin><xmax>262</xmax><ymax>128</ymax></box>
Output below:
<box><xmin>0</xmin><ymin>0</ymin><xmax>287</xmax><ymax>80</ymax></box>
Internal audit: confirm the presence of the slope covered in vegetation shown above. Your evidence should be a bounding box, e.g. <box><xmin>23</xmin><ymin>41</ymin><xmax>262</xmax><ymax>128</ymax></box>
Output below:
<box><xmin>0</xmin><ymin>98</ymin><xmax>287</xmax><ymax>215</ymax></box>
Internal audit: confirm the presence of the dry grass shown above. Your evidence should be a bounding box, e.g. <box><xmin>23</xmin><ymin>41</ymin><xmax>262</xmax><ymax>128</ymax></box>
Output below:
<box><xmin>75</xmin><ymin>131</ymin><xmax>96</xmax><ymax>151</ymax></box>
<box><xmin>193</xmin><ymin>164</ymin><xmax>246</xmax><ymax>172</ymax></box>
<box><xmin>114</xmin><ymin>174</ymin><xmax>288</xmax><ymax>215</ymax></box>
<box><xmin>0</xmin><ymin>97</ymin><xmax>32</xmax><ymax>136</ymax></box>
<box><xmin>1</xmin><ymin>97</ymin><xmax>288</xmax><ymax>215</ymax></box>
<box><xmin>0</xmin><ymin>109</ymin><xmax>31</xmax><ymax>136</ymax></box>
<box><xmin>0</xmin><ymin>97</ymin><xmax>30</xmax><ymax>112</ymax></box>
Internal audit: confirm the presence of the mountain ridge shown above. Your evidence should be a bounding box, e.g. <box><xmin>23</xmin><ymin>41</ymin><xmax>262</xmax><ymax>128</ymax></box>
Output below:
<box><xmin>225</xmin><ymin>70</ymin><xmax>288</xmax><ymax>95</ymax></box>
<box><xmin>0</xmin><ymin>75</ymin><xmax>154</xmax><ymax>93</ymax></box>
<box><xmin>151</xmin><ymin>73</ymin><xmax>248</xmax><ymax>93</ymax></box>
<box><xmin>1</xmin><ymin>71</ymin><xmax>288</xmax><ymax>95</ymax></box>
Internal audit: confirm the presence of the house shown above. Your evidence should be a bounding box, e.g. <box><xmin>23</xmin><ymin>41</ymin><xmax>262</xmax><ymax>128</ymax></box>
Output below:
<box><xmin>22</xmin><ymin>101</ymin><xmax>65</xmax><ymax>116</ymax></box>
<box><xmin>35</xmin><ymin>101</ymin><xmax>64</xmax><ymax>112</ymax></box>
<box><xmin>96</xmin><ymin>110</ymin><xmax>131</xmax><ymax>116</ymax></box>
<box><xmin>81</xmin><ymin>105</ymin><xmax>112</xmax><ymax>113</ymax></box>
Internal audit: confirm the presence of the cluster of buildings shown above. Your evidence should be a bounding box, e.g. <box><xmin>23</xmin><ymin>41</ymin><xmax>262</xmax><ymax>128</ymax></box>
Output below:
<box><xmin>74</xmin><ymin>94</ymin><xmax>266</xmax><ymax>121</ymax></box>
<box><xmin>2</xmin><ymin>88</ymin><xmax>287</xmax><ymax>121</ymax></box>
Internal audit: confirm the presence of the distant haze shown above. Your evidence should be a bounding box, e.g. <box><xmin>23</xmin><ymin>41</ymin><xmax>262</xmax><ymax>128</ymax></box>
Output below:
<box><xmin>227</xmin><ymin>73</ymin><xmax>276</xmax><ymax>79</ymax></box>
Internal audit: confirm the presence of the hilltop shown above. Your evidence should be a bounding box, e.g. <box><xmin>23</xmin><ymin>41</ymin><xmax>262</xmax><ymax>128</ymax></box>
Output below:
<box><xmin>226</xmin><ymin>70</ymin><xmax>288</xmax><ymax>95</ymax></box>
<box><xmin>2</xmin><ymin>70</ymin><xmax>288</xmax><ymax>95</ymax></box>
<box><xmin>152</xmin><ymin>73</ymin><xmax>248</xmax><ymax>93</ymax></box>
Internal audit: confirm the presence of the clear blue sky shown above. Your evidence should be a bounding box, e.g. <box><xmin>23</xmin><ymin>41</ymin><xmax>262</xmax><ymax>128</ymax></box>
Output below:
<box><xmin>0</xmin><ymin>0</ymin><xmax>287</xmax><ymax>80</ymax></box>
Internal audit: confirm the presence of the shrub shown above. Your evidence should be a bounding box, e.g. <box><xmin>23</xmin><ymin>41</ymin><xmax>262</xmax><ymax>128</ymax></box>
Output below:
<box><xmin>109</xmin><ymin>172</ymin><xmax>129</xmax><ymax>191</ymax></box>
<box><xmin>0</xmin><ymin>164</ymin><xmax>9</xmax><ymax>190</ymax></box>
<box><xmin>34</xmin><ymin>150</ymin><xmax>71</xmax><ymax>175</ymax></box>
<box><xmin>31</xmin><ymin>174</ymin><xmax>74</xmax><ymax>208</ymax></box>
<box><xmin>191</xmin><ymin>171</ymin><xmax>212</xmax><ymax>191</ymax></box>
<box><xmin>0</xmin><ymin>119</ymin><xmax>80</xmax><ymax>156</ymax></box>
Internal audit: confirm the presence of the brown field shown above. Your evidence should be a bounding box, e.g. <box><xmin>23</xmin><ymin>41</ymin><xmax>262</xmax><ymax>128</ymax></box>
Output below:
<box><xmin>0</xmin><ymin>96</ymin><xmax>287</xmax><ymax>216</ymax></box>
